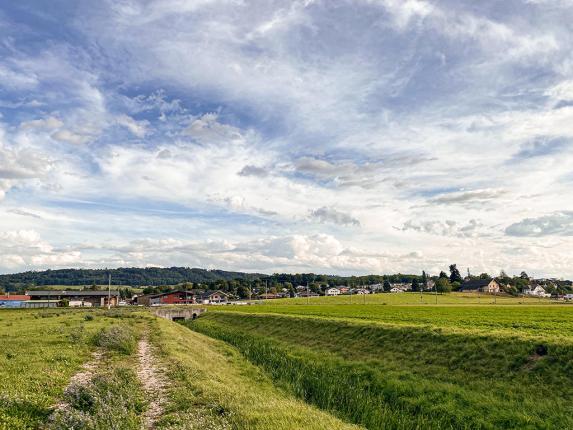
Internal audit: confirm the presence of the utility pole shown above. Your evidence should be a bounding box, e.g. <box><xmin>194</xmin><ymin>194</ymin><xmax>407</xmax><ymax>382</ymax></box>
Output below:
<box><xmin>306</xmin><ymin>281</ymin><xmax>310</xmax><ymax>305</ymax></box>
<box><xmin>265</xmin><ymin>280</ymin><xmax>268</xmax><ymax>304</ymax></box>
<box><xmin>107</xmin><ymin>273</ymin><xmax>111</xmax><ymax>310</ymax></box>
<box><xmin>435</xmin><ymin>281</ymin><xmax>438</xmax><ymax>304</ymax></box>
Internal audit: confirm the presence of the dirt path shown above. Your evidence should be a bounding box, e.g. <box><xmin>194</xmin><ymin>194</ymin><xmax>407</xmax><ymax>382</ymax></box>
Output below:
<box><xmin>137</xmin><ymin>337</ymin><xmax>167</xmax><ymax>429</ymax></box>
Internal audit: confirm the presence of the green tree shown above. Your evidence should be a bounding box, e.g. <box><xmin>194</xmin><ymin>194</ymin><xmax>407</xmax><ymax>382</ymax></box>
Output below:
<box><xmin>449</xmin><ymin>264</ymin><xmax>463</xmax><ymax>283</ymax></box>
<box><xmin>436</xmin><ymin>277</ymin><xmax>452</xmax><ymax>293</ymax></box>
<box><xmin>236</xmin><ymin>285</ymin><xmax>250</xmax><ymax>299</ymax></box>
<box><xmin>421</xmin><ymin>271</ymin><xmax>428</xmax><ymax>289</ymax></box>
<box><xmin>383</xmin><ymin>280</ymin><xmax>391</xmax><ymax>292</ymax></box>
<box><xmin>411</xmin><ymin>278</ymin><xmax>420</xmax><ymax>292</ymax></box>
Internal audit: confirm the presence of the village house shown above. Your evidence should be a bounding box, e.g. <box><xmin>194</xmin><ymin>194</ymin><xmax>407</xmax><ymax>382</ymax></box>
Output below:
<box><xmin>26</xmin><ymin>290</ymin><xmax>120</xmax><ymax>307</ymax></box>
<box><xmin>355</xmin><ymin>288</ymin><xmax>370</xmax><ymax>295</ymax></box>
<box><xmin>370</xmin><ymin>283</ymin><xmax>384</xmax><ymax>292</ymax></box>
<box><xmin>325</xmin><ymin>287</ymin><xmax>341</xmax><ymax>296</ymax></box>
<box><xmin>338</xmin><ymin>286</ymin><xmax>350</xmax><ymax>294</ymax></box>
<box><xmin>459</xmin><ymin>279</ymin><xmax>500</xmax><ymax>293</ymax></box>
<box><xmin>391</xmin><ymin>283</ymin><xmax>411</xmax><ymax>292</ymax></box>
<box><xmin>390</xmin><ymin>287</ymin><xmax>404</xmax><ymax>293</ymax></box>
<box><xmin>523</xmin><ymin>285</ymin><xmax>551</xmax><ymax>298</ymax></box>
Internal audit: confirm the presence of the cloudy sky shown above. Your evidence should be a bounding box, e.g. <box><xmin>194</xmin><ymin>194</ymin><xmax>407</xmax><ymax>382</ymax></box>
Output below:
<box><xmin>1</xmin><ymin>0</ymin><xmax>573</xmax><ymax>278</ymax></box>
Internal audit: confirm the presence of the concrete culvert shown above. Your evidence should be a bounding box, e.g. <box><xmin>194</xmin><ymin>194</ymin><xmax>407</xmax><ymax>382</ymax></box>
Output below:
<box><xmin>192</xmin><ymin>313</ymin><xmax>198</xmax><ymax>320</ymax></box>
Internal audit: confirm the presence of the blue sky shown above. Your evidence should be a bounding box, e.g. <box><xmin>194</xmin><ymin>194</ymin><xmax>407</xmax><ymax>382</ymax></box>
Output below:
<box><xmin>1</xmin><ymin>0</ymin><xmax>573</xmax><ymax>277</ymax></box>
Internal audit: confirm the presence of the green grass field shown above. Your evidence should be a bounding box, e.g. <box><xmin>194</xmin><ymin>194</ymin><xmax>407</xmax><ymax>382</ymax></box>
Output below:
<box><xmin>3</xmin><ymin>297</ymin><xmax>573</xmax><ymax>429</ymax></box>
<box><xmin>260</xmin><ymin>291</ymin><xmax>555</xmax><ymax>306</ymax></box>
<box><xmin>187</xmin><ymin>300</ymin><xmax>573</xmax><ymax>429</ymax></box>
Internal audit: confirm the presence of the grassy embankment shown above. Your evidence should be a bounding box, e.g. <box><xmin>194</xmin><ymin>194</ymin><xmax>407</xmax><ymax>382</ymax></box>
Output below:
<box><xmin>149</xmin><ymin>315</ymin><xmax>361</xmax><ymax>429</ymax></box>
<box><xmin>188</xmin><ymin>304</ymin><xmax>573</xmax><ymax>429</ymax></box>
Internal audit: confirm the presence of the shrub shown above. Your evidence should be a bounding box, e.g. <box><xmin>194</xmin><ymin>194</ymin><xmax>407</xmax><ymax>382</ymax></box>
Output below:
<box><xmin>84</xmin><ymin>314</ymin><xmax>94</xmax><ymax>321</ymax></box>
<box><xmin>69</xmin><ymin>325</ymin><xmax>85</xmax><ymax>345</ymax></box>
<box><xmin>92</xmin><ymin>325</ymin><xmax>137</xmax><ymax>355</ymax></box>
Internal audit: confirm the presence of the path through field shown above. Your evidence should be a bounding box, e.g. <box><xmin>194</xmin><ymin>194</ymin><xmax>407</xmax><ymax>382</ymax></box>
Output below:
<box><xmin>137</xmin><ymin>336</ymin><xmax>167</xmax><ymax>429</ymax></box>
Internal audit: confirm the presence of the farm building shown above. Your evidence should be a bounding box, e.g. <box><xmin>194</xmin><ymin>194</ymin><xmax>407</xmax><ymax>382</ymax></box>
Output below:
<box><xmin>26</xmin><ymin>290</ymin><xmax>120</xmax><ymax>307</ymax></box>
<box><xmin>459</xmin><ymin>279</ymin><xmax>500</xmax><ymax>293</ymax></box>
<box><xmin>0</xmin><ymin>295</ymin><xmax>31</xmax><ymax>308</ymax></box>
<box><xmin>137</xmin><ymin>290</ymin><xmax>229</xmax><ymax>306</ymax></box>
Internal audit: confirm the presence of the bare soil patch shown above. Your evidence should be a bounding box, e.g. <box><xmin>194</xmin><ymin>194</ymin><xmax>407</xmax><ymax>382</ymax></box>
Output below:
<box><xmin>138</xmin><ymin>337</ymin><xmax>167</xmax><ymax>429</ymax></box>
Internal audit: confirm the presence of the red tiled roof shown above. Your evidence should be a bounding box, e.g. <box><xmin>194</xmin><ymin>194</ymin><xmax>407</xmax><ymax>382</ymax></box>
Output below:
<box><xmin>0</xmin><ymin>295</ymin><xmax>31</xmax><ymax>301</ymax></box>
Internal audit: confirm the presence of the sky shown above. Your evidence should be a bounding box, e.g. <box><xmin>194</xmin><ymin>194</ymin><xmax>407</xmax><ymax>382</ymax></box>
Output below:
<box><xmin>0</xmin><ymin>0</ymin><xmax>573</xmax><ymax>278</ymax></box>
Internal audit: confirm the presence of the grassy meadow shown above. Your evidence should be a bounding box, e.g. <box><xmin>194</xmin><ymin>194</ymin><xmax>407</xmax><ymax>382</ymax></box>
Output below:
<box><xmin>3</xmin><ymin>296</ymin><xmax>573</xmax><ymax>429</ymax></box>
<box><xmin>187</xmin><ymin>299</ymin><xmax>573</xmax><ymax>429</ymax></box>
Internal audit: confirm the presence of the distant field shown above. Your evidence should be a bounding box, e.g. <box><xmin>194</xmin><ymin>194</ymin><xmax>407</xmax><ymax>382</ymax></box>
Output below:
<box><xmin>189</xmin><ymin>301</ymin><xmax>573</xmax><ymax>429</ymax></box>
<box><xmin>264</xmin><ymin>291</ymin><xmax>554</xmax><ymax>305</ymax></box>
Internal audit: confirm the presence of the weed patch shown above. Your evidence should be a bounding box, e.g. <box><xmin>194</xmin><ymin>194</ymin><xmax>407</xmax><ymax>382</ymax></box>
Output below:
<box><xmin>92</xmin><ymin>325</ymin><xmax>137</xmax><ymax>355</ymax></box>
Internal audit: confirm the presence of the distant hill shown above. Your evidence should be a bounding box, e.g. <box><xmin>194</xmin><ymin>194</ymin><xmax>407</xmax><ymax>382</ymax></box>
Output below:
<box><xmin>0</xmin><ymin>267</ymin><xmax>266</xmax><ymax>289</ymax></box>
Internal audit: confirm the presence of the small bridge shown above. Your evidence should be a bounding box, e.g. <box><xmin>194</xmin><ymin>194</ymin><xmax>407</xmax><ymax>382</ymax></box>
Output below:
<box><xmin>153</xmin><ymin>308</ymin><xmax>206</xmax><ymax>321</ymax></box>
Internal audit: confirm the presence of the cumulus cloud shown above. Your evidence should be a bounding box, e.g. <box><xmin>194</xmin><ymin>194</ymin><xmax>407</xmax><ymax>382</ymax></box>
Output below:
<box><xmin>400</xmin><ymin>219</ymin><xmax>484</xmax><ymax>238</ymax></box>
<box><xmin>0</xmin><ymin>230</ymin><xmax>81</xmax><ymax>271</ymax></box>
<box><xmin>430</xmin><ymin>189</ymin><xmax>506</xmax><ymax>205</ymax></box>
<box><xmin>506</xmin><ymin>212</ymin><xmax>573</xmax><ymax>237</ymax></box>
<box><xmin>238</xmin><ymin>165</ymin><xmax>269</xmax><ymax>177</ymax></box>
<box><xmin>0</xmin><ymin>1</ymin><xmax>573</xmax><ymax>276</ymax></box>
<box><xmin>116</xmin><ymin>114</ymin><xmax>149</xmax><ymax>138</ymax></box>
<box><xmin>309</xmin><ymin>207</ymin><xmax>360</xmax><ymax>227</ymax></box>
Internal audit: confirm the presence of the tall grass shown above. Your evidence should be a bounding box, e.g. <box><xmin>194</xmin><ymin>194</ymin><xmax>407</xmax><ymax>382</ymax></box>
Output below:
<box><xmin>92</xmin><ymin>324</ymin><xmax>137</xmax><ymax>355</ymax></box>
<box><xmin>189</xmin><ymin>312</ymin><xmax>573</xmax><ymax>429</ymax></box>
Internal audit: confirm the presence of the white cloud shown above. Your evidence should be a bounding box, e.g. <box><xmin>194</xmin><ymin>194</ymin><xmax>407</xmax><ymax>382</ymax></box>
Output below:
<box><xmin>116</xmin><ymin>114</ymin><xmax>149</xmax><ymax>138</ymax></box>
<box><xmin>0</xmin><ymin>1</ymin><xmax>573</xmax><ymax>277</ymax></box>
<box><xmin>0</xmin><ymin>230</ymin><xmax>81</xmax><ymax>271</ymax></box>
<box><xmin>506</xmin><ymin>212</ymin><xmax>573</xmax><ymax>237</ymax></box>
<box><xmin>309</xmin><ymin>207</ymin><xmax>360</xmax><ymax>227</ymax></box>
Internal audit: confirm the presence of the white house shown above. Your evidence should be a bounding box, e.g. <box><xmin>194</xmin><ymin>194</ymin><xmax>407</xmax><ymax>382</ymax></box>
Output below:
<box><xmin>325</xmin><ymin>287</ymin><xmax>341</xmax><ymax>296</ymax></box>
<box><xmin>524</xmin><ymin>285</ymin><xmax>550</xmax><ymax>298</ymax></box>
<box><xmin>390</xmin><ymin>287</ymin><xmax>404</xmax><ymax>293</ymax></box>
<box><xmin>565</xmin><ymin>294</ymin><xmax>573</xmax><ymax>300</ymax></box>
<box><xmin>355</xmin><ymin>288</ymin><xmax>370</xmax><ymax>295</ymax></box>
